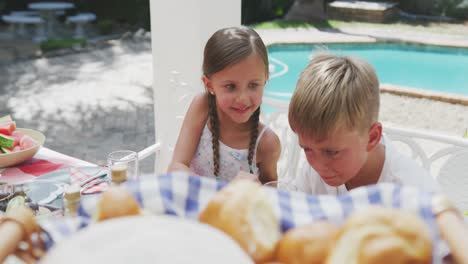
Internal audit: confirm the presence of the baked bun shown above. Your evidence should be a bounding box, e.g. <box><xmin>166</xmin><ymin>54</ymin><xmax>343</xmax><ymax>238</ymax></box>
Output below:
<box><xmin>275</xmin><ymin>222</ymin><xmax>339</xmax><ymax>264</ymax></box>
<box><xmin>94</xmin><ymin>186</ymin><xmax>141</xmax><ymax>221</ymax></box>
<box><xmin>327</xmin><ymin>207</ymin><xmax>432</xmax><ymax>264</ymax></box>
<box><xmin>199</xmin><ymin>180</ymin><xmax>281</xmax><ymax>263</ymax></box>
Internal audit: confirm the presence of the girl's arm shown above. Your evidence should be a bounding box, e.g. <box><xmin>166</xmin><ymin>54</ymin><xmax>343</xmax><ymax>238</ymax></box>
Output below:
<box><xmin>256</xmin><ymin>129</ymin><xmax>281</xmax><ymax>184</ymax></box>
<box><xmin>168</xmin><ymin>93</ymin><xmax>209</xmax><ymax>173</ymax></box>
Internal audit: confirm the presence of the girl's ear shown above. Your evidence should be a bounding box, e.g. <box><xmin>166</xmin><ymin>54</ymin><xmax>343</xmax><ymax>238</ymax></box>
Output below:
<box><xmin>202</xmin><ymin>75</ymin><xmax>214</xmax><ymax>95</ymax></box>
<box><xmin>366</xmin><ymin>122</ymin><xmax>382</xmax><ymax>152</ymax></box>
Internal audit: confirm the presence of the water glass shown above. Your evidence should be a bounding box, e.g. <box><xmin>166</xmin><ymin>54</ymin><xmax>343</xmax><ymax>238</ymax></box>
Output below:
<box><xmin>107</xmin><ymin>150</ymin><xmax>139</xmax><ymax>181</ymax></box>
<box><xmin>263</xmin><ymin>180</ymin><xmax>298</xmax><ymax>192</ymax></box>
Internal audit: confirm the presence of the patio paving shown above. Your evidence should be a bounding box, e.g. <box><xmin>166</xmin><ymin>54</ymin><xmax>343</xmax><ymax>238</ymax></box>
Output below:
<box><xmin>0</xmin><ymin>34</ymin><xmax>156</xmax><ymax>173</ymax></box>
<box><xmin>0</xmin><ymin>25</ymin><xmax>467</xmax><ymax>175</ymax></box>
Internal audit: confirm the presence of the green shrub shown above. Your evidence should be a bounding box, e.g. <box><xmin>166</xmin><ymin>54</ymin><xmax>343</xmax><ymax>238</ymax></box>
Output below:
<box><xmin>40</xmin><ymin>38</ymin><xmax>87</xmax><ymax>52</ymax></box>
<box><xmin>98</xmin><ymin>19</ymin><xmax>114</xmax><ymax>35</ymax></box>
<box><xmin>242</xmin><ymin>0</ymin><xmax>295</xmax><ymax>25</ymax></box>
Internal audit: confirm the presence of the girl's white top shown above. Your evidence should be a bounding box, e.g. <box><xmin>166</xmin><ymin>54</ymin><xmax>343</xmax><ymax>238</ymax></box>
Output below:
<box><xmin>190</xmin><ymin>124</ymin><xmax>268</xmax><ymax>181</ymax></box>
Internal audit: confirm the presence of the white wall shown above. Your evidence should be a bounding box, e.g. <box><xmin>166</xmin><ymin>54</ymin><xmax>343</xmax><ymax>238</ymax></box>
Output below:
<box><xmin>150</xmin><ymin>0</ymin><xmax>241</xmax><ymax>174</ymax></box>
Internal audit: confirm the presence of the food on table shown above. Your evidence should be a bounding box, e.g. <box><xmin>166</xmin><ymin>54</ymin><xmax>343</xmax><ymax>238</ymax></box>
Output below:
<box><xmin>197</xmin><ymin>180</ymin><xmax>433</xmax><ymax>264</ymax></box>
<box><xmin>199</xmin><ymin>180</ymin><xmax>281</xmax><ymax>263</ymax></box>
<box><xmin>275</xmin><ymin>222</ymin><xmax>340</xmax><ymax>264</ymax></box>
<box><xmin>0</xmin><ymin>115</ymin><xmax>38</xmax><ymax>154</ymax></box>
<box><xmin>94</xmin><ymin>186</ymin><xmax>142</xmax><ymax>221</ymax></box>
<box><xmin>0</xmin><ymin>121</ymin><xmax>16</xmax><ymax>135</ymax></box>
<box><xmin>327</xmin><ymin>207</ymin><xmax>432</xmax><ymax>264</ymax></box>
<box><xmin>0</xmin><ymin>189</ymin><xmax>59</xmax><ymax>217</ymax></box>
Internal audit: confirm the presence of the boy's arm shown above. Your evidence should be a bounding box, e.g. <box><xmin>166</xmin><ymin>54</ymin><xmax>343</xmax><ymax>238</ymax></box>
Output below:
<box><xmin>167</xmin><ymin>93</ymin><xmax>208</xmax><ymax>174</ymax></box>
<box><xmin>257</xmin><ymin>129</ymin><xmax>281</xmax><ymax>184</ymax></box>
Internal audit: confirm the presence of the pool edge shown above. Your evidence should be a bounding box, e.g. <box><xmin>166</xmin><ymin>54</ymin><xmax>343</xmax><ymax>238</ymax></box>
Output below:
<box><xmin>381</xmin><ymin>83</ymin><xmax>468</xmax><ymax>107</ymax></box>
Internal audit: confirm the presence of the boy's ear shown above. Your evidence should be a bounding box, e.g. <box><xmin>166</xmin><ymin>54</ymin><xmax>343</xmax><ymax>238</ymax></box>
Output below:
<box><xmin>367</xmin><ymin>122</ymin><xmax>382</xmax><ymax>151</ymax></box>
<box><xmin>202</xmin><ymin>75</ymin><xmax>214</xmax><ymax>94</ymax></box>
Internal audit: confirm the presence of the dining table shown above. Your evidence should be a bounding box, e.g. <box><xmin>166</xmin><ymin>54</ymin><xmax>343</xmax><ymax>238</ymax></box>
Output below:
<box><xmin>1</xmin><ymin>147</ymin><xmax>468</xmax><ymax>263</ymax></box>
<box><xmin>28</xmin><ymin>2</ymin><xmax>75</xmax><ymax>39</ymax></box>
<box><xmin>0</xmin><ymin>147</ymin><xmax>94</xmax><ymax>184</ymax></box>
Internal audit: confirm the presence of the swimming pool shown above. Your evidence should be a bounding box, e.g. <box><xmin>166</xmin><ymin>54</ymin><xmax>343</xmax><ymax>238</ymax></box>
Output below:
<box><xmin>266</xmin><ymin>43</ymin><xmax>468</xmax><ymax>101</ymax></box>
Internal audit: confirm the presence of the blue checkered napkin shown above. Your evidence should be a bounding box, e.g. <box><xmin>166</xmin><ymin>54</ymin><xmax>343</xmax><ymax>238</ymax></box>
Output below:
<box><xmin>39</xmin><ymin>172</ymin><xmax>446</xmax><ymax>263</ymax></box>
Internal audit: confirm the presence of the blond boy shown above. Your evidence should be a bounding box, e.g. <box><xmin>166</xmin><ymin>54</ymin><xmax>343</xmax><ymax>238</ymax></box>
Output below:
<box><xmin>289</xmin><ymin>53</ymin><xmax>436</xmax><ymax>195</ymax></box>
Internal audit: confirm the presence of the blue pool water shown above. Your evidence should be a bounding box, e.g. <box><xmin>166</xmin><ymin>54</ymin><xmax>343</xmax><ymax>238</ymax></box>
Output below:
<box><xmin>266</xmin><ymin>43</ymin><xmax>468</xmax><ymax>102</ymax></box>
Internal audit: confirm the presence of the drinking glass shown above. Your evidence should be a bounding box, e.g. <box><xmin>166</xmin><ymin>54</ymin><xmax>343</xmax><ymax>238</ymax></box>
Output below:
<box><xmin>263</xmin><ymin>180</ymin><xmax>298</xmax><ymax>192</ymax></box>
<box><xmin>107</xmin><ymin>150</ymin><xmax>139</xmax><ymax>181</ymax></box>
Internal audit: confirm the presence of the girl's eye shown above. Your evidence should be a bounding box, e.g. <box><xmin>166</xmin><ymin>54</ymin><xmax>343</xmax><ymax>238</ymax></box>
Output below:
<box><xmin>248</xmin><ymin>83</ymin><xmax>259</xmax><ymax>89</ymax></box>
<box><xmin>225</xmin><ymin>84</ymin><xmax>236</xmax><ymax>90</ymax></box>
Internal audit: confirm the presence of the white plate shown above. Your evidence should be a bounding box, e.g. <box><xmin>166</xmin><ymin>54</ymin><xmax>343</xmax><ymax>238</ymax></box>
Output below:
<box><xmin>41</xmin><ymin>215</ymin><xmax>253</xmax><ymax>264</ymax></box>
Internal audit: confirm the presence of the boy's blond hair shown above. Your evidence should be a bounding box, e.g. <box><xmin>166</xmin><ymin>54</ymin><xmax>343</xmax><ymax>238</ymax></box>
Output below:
<box><xmin>289</xmin><ymin>53</ymin><xmax>380</xmax><ymax>140</ymax></box>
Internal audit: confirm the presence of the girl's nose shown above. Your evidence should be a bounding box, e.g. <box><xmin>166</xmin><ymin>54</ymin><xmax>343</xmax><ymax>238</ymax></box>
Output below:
<box><xmin>236</xmin><ymin>90</ymin><xmax>249</xmax><ymax>103</ymax></box>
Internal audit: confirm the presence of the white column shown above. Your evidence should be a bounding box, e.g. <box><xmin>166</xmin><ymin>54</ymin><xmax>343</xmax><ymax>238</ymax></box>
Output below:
<box><xmin>150</xmin><ymin>0</ymin><xmax>241</xmax><ymax>175</ymax></box>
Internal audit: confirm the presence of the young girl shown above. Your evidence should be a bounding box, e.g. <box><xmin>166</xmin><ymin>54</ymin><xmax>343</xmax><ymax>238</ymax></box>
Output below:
<box><xmin>168</xmin><ymin>26</ymin><xmax>280</xmax><ymax>184</ymax></box>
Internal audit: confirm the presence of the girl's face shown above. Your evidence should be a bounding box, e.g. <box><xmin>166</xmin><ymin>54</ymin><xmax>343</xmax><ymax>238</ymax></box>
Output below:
<box><xmin>203</xmin><ymin>53</ymin><xmax>268</xmax><ymax>124</ymax></box>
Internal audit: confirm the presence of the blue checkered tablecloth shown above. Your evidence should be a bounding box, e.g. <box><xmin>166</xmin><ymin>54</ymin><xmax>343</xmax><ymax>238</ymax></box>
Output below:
<box><xmin>38</xmin><ymin>172</ymin><xmax>447</xmax><ymax>263</ymax></box>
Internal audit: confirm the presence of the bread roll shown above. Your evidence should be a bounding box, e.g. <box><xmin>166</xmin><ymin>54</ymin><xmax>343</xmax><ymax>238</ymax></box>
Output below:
<box><xmin>275</xmin><ymin>222</ymin><xmax>339</xmax><ymax>264</ymax></box>
<box><xmin>94</xmin><ymin>186</ymin><xmax>141</xmax><ymax>221</ymax></box>
<box><xmin>327</xmin><ymin>207</ymin><xmax>432</xmax><ymax>264</ymax></box>
<box><xmin>199</xmin><ymin>180</ymin><xmax>281</xmax><ymax>263</ymax></box>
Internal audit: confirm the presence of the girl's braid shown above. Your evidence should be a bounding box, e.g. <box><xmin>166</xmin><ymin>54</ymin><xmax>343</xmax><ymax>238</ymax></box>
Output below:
<box><xmin>208</xmin><ymin>93</ymin><xmax>220</xmax><ymax>177</ymax></box>
<box><xmin>247</xmin><ymin>107</ymin><xmax>260</xmax><ymax>174</ymax></box>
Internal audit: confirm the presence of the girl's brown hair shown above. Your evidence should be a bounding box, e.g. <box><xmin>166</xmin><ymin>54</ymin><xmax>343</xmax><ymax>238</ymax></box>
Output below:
<box><xmin>203</xmin><ymin>26</ymin><xmax>268</xmax><ymax>177</ymax></box>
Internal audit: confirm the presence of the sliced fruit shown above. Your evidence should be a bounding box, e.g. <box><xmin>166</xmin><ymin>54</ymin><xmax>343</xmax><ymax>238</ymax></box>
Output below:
<box><xmin>0</xmin><ymin>134</ymin><xmax>15</xmax><ymax>149</ymax></box>
<box><xmin>6</xmin><ymin>195</ymin><xmax>26</xmax><ymax>213</ymax></box>
<box><xmin>19</xmin><ymin>135</ymin><xmax>37</xmax><ymax>150</ymax></box>
<box><xmin>0</xmin><ymin>146</ymin><xmax>13</xmax><ymax>153</ymax></box>
<box><xmin>0</xmin><ymin>121</ymin><xmax>16</xmax><ymax>135</ymax></box>
<box><xmin>0</xmin><ymin>115</ymin><xmax>12</xmax><ymax>124</ymax></box>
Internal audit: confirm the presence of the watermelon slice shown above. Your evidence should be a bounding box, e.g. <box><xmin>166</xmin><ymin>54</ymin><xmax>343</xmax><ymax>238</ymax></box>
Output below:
<box><xmin>1</xmin><ymin>146</ymin><xmax>22</xmax><ymax>153</ymax></box>
<box><xmin>0</xmin><ymin>121</ymin><xmax>16</xmax><ymax>135</ymax></box>
<box><xmin>19</xmin><ymin>135</ymin><xmax>37</xmax><ymax>150</ymax></box>
<box><xmin>0</xmin><ymin>115</ymin><xmax>12</xmax><ymax>124</ymax></box>
<box><xmin>0</xmin><ymin>134</ymin><xmax>15</xmax><ymax>149</ymax></box>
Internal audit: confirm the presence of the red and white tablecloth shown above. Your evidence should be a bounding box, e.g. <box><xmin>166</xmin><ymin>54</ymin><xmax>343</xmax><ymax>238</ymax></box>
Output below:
<box><xmin>0</xmin><ymin>147</ymin><xmax>95</xmax><ymax>184</ymax></box>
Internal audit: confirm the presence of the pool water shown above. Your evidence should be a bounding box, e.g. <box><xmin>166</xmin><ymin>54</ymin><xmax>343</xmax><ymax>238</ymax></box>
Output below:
<box><xmin>266</xmin><ymin>43</ymin><xmax>468</xmax><ymax>102</ymax></box>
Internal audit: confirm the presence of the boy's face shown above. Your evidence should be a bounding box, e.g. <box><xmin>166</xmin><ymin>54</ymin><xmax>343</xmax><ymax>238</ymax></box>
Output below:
<box><xmin>298</xmin><ymin>125</ymin><xmax>379</xmax><ymax>187</ymax></box>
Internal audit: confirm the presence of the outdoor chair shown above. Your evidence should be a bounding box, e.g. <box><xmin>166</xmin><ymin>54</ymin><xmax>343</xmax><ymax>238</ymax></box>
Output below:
<box><xmin>1</xmin><ymin>14</ymin><xmax>45</xmax><ymax>41</ymax></box>
<box><xmin>66</xmin><ymin>13</ymin><xmax>96</xmax><ymax>39</ymax></box>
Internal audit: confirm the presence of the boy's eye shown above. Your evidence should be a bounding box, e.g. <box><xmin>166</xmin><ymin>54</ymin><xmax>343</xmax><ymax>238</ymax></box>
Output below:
<box><xmin>323</xmin><ymin>150</ymin><xmax>339</xmax><ymax>157</ymax></box>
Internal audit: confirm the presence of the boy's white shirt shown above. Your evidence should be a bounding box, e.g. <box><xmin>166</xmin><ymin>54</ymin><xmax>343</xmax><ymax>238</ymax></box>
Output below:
<box><xmin>294</xmin><ymin>135</ymin><xmax>437</xmax><ymax>195</ymax></box>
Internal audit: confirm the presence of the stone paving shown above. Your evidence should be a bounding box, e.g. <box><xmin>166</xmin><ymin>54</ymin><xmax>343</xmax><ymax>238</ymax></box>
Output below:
<box><xmin>0</xmin><ymin>34</ymin><xmax>156</xmax><ymax>173</ymax></box>
<box><xmin>1</xmin><ymin>25</ymin><xmax>467</xmax><ymax>175</ymax></box>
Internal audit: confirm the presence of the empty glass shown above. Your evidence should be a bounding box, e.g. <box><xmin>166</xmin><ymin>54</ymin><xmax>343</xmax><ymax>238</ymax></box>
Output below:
<box><xmin>107</xmin><ymin>150</ymin><xmax>139</xmax><ymax>182</ymax></box>
<box><xmin>263</xmin><ymin>180</ymin><xmax>298</xmax><ymax>192</ymax></box>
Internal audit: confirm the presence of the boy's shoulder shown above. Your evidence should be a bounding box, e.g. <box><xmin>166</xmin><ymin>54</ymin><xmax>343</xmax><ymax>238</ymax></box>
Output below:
<box><xmin>382</xmin><ymin>137</ymin><xmax>435</xmax><ymax>191</ymax></box>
